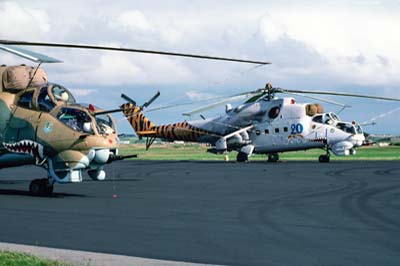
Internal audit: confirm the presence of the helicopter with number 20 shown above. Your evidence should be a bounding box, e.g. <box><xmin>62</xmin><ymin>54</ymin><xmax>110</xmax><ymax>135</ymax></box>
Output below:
<box><xmin>121</xmin><ymin>82</ymin><xmax>400</xmax><ymax>163</ymax></box>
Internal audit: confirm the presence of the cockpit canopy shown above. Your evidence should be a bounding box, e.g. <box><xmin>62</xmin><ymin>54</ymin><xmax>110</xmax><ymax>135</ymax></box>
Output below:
<box><xmin>336</xmin><ymin>122</ymin><xmax>363</xmax><ymax>135</ymax></box>
<box><xmin>312</xmin><ymin>112</ymin><xmax>340</xmax><ymax>125</ymax></box>
<box><xmin>17</xmin><ymin>83</ymin><xmax>76</xmax><ymax>112</ymax></box>
<box><xmin>312</xmin><ymin>112</ymin><xmax>363</xmax><ymax>135</ymax></box>
<box><xmin>14</xmin><ymin>83</ymin><xmax>117</xmax><ymax>136</ymax></box>
<box><xmin>57</xmin><ymin>107</ymin><xmax>93</xmax><ymax>133</ymax></box>
<box><xmin>38</xmin><ymin>84</ymin><xmax>76</xmax><ymax>111</ymax></box>
<box><xmin>51</xmin><ymin>84</ymin><xmax>75</xmax><ymax>104</ymax></box>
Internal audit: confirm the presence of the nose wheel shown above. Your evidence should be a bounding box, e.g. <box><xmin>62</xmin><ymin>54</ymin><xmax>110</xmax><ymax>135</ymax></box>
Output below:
<box><xmin>29</xmin><ymin>178</ymin><xmax>54</xmax><ymax>196</ymax></box>
<box><xmin>319</xmin><ymin>144</ymin><xmax>331</xmax><ymax>163</ymax></box>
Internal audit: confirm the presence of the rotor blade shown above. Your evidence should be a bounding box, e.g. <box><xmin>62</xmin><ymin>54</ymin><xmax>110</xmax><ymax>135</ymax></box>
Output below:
<box><xmin>182</xmin><ymin>92</ymin><xmax>258</xmax><ymax>117</ymax></box>
<box><xmin>277</xmin><ymin>88</ymin><xmax>400</xmax><ymax>102</ymax></box>
<box><xmin>283</xmin><ymin>91</ymin><xmax>350</xmax><ymax>108</ymax></box>
<box><xmin>361</xmin><ymin>106</ymin><xmax>400</xmax><ymax>125</ymax></box>
<box><xmin>94</xmin><ymin>108</ymin><xmax>125</xmax><ymax>116</ymax></box>
<box><xmin>143</xmin><ymin>91</ymin><xmax>160</xmax><ymax>108</ymax></box>
<box><xmin>121</xmin><ymin>93</ymin><xmax>136</xmax><ymax>105</ymax></box>
<box><xmin>146</xmin><ymin>90</ymin><xmax>260</xmax><ymax>113</ymax></box>
<box><xmin>0</xmin><ymin>40</ymin><xmax>271</xmax><ymax>65</ymax></box>
<box><xmin>0</xmin><ymin>44</ymin><xmax>62</xmax><ymax>63</ymax></box>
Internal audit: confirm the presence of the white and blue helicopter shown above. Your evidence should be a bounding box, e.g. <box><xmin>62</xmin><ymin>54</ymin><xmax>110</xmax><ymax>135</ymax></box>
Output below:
<box><xmin>121</xmin><ymin>83</ymin><xmax>400</xmax><ymax>163</ymax></box>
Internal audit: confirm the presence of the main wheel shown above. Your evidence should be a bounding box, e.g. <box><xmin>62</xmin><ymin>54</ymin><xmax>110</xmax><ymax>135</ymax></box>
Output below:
<box><xmin>267</xmin><ymin>153</ymin><xmax>279</xmax><ymax>163</ymax></box>
<box><xmin>236</xmin><ymin>152</ymin><xmax>248</xmax><ymax>162</ymax></box>
<box><xmin>29</xmin><ymin>179</ymin><xmax>53</xmax><ymax>196</ymax></box>
<box><xmin>318</xmin><ymin>155</ymin><xmax>330</xmax><ymax>163</ymax></box>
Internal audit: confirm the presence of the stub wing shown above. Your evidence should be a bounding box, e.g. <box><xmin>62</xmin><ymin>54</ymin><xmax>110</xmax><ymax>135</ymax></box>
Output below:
<box><xmin>136</xmin><ymin>130</ymin><xmax>157</xmax><ymax>136</ymax></box>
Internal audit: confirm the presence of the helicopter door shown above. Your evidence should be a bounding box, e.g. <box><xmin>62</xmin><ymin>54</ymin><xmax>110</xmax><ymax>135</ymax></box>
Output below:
<box><xmin>5</xmin><ymin>90</ymin><xmax>41</xmax><ymax>143</ymax></box>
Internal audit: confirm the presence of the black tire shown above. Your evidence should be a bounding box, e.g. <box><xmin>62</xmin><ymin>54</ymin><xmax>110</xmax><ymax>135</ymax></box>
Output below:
<box><xmin>29</xmin><ymin>179</ymin><xmax>43</xmax><ymax>196</ymax></box>
<box><xmin>318</xmin><ymin>155</ymin><xmax>330</xmax><ymax>163</ymax></box>
<box><xmin>29</xmin><ymin>179</ymin><xmax>53</xmax><ymax>196</ymax></box>
<box><xmin>44</xmin><ymin>183</ymin><xmax>54</xmax><ymax>194</ymax></box>
<box><xmin>236</xmin><ymin>152</ymin><xmax>248</xmax><ymax>162</ymax></box>
<box><xmin>267</xmin><ymin>153</ymin><xmax>279</xmax><ymax>163</ymax></box>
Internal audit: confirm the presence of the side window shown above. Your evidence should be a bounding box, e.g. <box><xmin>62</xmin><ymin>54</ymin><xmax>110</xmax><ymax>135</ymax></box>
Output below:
<box><xmin>312</xmin><ymin>115</ymin><xmax>323</xmax><ymax>123</ymax></box>
<box><xmin>52</xmin><ymin>85</ymin><xmax>76</xmax><ymax>104</ymax></box>
<box><xmin>38</xmin><ymin>87</ymin><xmax>55</xmax><ymax>112</ymax></box>
<box><xmin>265</xmin><ymin>129</ymin><xmax>269</xmax><ymax>134</ymax></box>
<box><xmin>268</xmin><ymin>107</ymin><xmax>280</xmax><ymax>119</ymax></box>
<box><xmin>283</xmin><ymin>127</ymin><xmax>288</xmax><ymax>132</ymax></box>
<box><xmin>57</xmin><ymin>108</ymin><xmax>93</xmax><ymax>133</ymax></box>
<box><xmin>17</xmin><ymin>91</ymin><xmax>34</xmax><ymax>109</ymax></box>
<box><xmin>275</xmin><ymin>128</ymin><xmax>279</xmax><ymax>133</ymax></box>
<box><xmin>96</xmin><ymin>114</ymin><xmax>116</xmax><ymax>134</ymax></box>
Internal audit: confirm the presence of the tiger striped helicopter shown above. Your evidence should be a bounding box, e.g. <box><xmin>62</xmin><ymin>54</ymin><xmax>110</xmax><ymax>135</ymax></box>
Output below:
<box><xmin>120</xmin><ymin>83</ymin><xmax>400</xmax><ymax>163</ymax></box>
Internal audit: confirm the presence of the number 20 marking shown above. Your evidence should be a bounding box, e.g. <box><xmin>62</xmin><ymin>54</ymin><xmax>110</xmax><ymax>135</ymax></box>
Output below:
<box><xmin>291</xmin><ymin>123</ymin><xmax>303</xmax><ymax>134</ymax></box>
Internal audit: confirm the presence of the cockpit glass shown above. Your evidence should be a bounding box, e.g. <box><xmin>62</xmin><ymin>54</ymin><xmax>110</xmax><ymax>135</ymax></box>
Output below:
<box><xmin>38</xmin><ymin>87</ymin><xmax>55</xmax><ymax>112</ymax></box>
<box><xmin>96</xmin><ymin>114</ymin><xmax>115</xmax><ymax>134</ymax></box>
<box><xmin>312</xmin><ymin>115</ymin><xmax>323</xmax><ymax>123</ymax></box>
<box><xmin>336</xmin><ymin>122</ymin><xmax>356</xmax><ymax>134</ymax></box>
<box><xmin>57</xmin><ymin>107</ymin><xmax>93</xmax><ymax>134</ymax></box>
<box><xmin>330</xmin><ymin>112</ymin><xmax>340</xmax><ymax>121</ymax></box>
<box><xmin>17</xmin><ymin>91</ymin><xmax>34</xmax><ymax>109</ymax></box>
<box><xmin>356</xmin><ymin>124</ymin><xmax>363</xmax><ymax>134</ymax></box>
<box><xmin>52</xmin><ymin>85</ymin><xmax>76</xmax><ymax>104</ymax></box>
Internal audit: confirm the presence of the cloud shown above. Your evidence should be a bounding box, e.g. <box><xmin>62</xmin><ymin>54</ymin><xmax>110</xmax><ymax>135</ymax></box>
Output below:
<box><xmin>112</xmin><ymin>10</ymin><xmax>153</xmax><ymax>32</ymax></box>
<box><xmin>0</xmin><ymin>2</ymin><xmax>50</xmax><ymax>40</ymax></box>
<box><xmin>257</xmin><ymin>7</ymin><xmax>400</xmax><ymax>86</ymax></box>
<box><xmin>1</xmin><ymin>0</ymin><xmax>400</xmax><ymax>133</ymax></box>
<box><xmin>47</xmin><ymin>51</ymin><xmax>194</xmax><ymax>87</ymax></box>
<box><xmin>258</xmin><ymin>14</ymin><xmax>286</xmax><ymax>43</ymax></box>
<box><xmin>161</xmin><ymin>27</ymin><xmax>183</xmax><ymax>45</ymax></box>
<box><xmin>185</xmin><ymin>91</ymin><xmax>219</xmax><ymax>101</ymax></box>
<box><xmin>69</xmin><ymin>88</ymin><xmax>97</xmax><ymax>96</ymax></box>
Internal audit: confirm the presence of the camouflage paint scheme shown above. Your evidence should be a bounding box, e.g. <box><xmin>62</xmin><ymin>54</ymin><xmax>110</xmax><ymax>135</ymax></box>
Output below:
<box><xmin>0</xmin><ymin>65</ymin><xmax>119</xmax><ymax>187</ymax></box>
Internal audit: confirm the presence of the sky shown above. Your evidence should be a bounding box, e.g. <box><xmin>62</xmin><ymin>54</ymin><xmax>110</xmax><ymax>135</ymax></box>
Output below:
<box><xmin>0</xmin><ymin>0</ymin><xmax>399</xmax><ymax>134</ymax></box>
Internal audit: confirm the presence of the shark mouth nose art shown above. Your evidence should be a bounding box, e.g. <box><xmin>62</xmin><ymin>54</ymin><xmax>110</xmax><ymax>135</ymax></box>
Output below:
<box><xmin>3</xmin><ymin>140</ymin><xmax>45</xmax><ymax>161</ymax></box>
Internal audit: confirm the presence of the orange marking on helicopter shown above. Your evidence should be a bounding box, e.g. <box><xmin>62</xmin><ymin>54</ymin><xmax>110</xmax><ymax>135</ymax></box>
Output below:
<box><xmin>137</xmin><ymin>130</ymin><xmax>157</xmax><ymax>135</ymax></box>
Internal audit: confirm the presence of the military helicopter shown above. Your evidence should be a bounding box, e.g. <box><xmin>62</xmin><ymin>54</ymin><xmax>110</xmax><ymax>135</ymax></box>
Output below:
<box><xmin>0</xmin><ymin>40</ymin><xmax>268</xmax><ymax>195</ymax></box>
<box><xmin>120</xmin><ymin>83</ymin><xmax>400</xmax><ymax>163</ymax></box>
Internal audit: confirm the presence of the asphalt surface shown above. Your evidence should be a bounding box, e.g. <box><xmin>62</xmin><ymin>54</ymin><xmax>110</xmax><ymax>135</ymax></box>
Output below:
<box><xmin>0</xmin><ymin>160</ymin><xmax>399</xmax><ymax>266</ymax></box>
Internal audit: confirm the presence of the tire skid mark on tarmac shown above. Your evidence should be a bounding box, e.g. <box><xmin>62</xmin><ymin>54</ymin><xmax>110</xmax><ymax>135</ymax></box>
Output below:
<box><xmin>238</xmin><ymin>165</ymin><xmax>399</xmax><ymax>252</ymax></box>
<box><xmin>237</xmin><ymin>170</ymin><xmax>360</xmax><ymax>247</ymax></box>
<box><xmin>385</xmin><ymin>192</ymin><xmax>400</xmax><ymax>210</ymax></box>
<box><xmin>374</xmin><ymin>167</ymin><xmax>400</xmax><ymax>176</ymax></box>
<box><xmin>340</xmin><ymin>184</ymin><xmax>400</xmax><ymax>232</ymax></box>
<box><xmin>259</xmin><ymin>175</ymin><xmax>367</xmax><ymax>248</ymax></box>
<box><xmin>339</xmin><ymin>185</ymin><xmax>400</xmax><ymax>252</ymax></box>
<box><xmin>357</xmin><ymin>186</ymin><xmax>400</xmax><ymax>230</ymax></box>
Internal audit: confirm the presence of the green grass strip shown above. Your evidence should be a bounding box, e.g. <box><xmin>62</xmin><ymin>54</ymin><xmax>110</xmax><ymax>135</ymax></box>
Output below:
<box><xmin>119</xmin><ymin>144</ymin><xmax>400</xmax><ymax>161</ymax></box>
<box><xmin>0</xmin><ymin>251</ymin><xmax>69</xmax><ymax>266</ymax></box>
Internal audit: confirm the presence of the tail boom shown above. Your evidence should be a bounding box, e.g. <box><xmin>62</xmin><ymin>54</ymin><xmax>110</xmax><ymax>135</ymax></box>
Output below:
<box><xmin>121</xmin><ymin>103</ymin><xmax>211</xmax><ymax>142</ymax></box>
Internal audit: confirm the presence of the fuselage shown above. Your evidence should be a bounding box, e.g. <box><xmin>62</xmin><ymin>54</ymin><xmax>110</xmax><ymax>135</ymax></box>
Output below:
<box><xmin>122</xmin><ymin>93</ymin><xmax>365</xmax><ymax>159</ymax></box>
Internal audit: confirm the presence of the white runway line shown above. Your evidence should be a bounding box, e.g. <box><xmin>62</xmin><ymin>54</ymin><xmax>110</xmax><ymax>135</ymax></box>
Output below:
<box><xmin>0</xmin><ymin>242</ymin><xmax>221</xmax><ymax>266</ymax></box>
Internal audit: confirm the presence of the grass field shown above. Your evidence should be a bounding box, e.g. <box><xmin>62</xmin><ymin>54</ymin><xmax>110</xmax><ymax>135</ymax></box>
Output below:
<box><xmin>119</xmin><ymin>143</ymin><xmax>400</xmax><ymax>161</ymax></box>
<box><xmin>0</xmin><ymin>251</ymin><xmax>67</xmax><ymax>266</ymax></box>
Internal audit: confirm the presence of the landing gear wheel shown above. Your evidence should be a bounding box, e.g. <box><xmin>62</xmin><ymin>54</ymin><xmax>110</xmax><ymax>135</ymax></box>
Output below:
<box><xmin>236</xmin><ymin>152</ymin><xmax>248</xmax><ymax>162</ymax></box>
<box><xmin>267</xmin><ymin>153</ymin><xmax>279</xmax><ymax>163</ymax></box>
<box><xmin>318</xmin><ymin>155</ymin><xmax>330</xmax><ymax>163</ymax></box>
<box><xmin>29</xmin><ymin>178</ymin><xmax>53</xmax><ymax>196</ymax></box>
